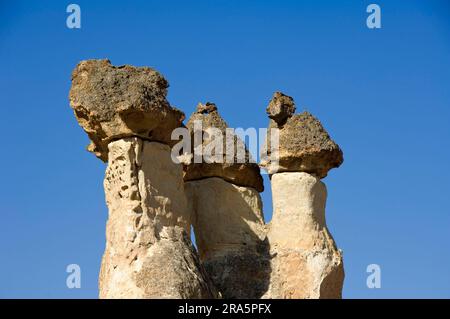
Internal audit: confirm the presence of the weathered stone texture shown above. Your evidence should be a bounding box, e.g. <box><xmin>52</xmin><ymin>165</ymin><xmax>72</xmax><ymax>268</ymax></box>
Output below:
<box><xmin>99</xmin><ymin>138</ymin><xmax>217</xmax><ymax>298</ymax></box>
<box><xmin>264</xmin><ymin>172</ymin><xmax>344</xmax><ymax>299</ymax></box>
<box><xmin>266</xmin><ymin>91</ymin><xmax>296</xmax><ymax>126</ymax></box>
<box><xmin>69</xmin><ymin>60</ymin><xmax>345</xmax><ymax>300</ymax></box>
<box><xmin>69</xmin><ymin>59</ymin><xmax>185</xmax><ymax>162</ymax></box>
<box><xmin>185</xmin><ymin>177</ymin><xmax>270</xmax><ymax>298</ymax></box>
<box><xmin>261</xmin><ymin>93</ymin><xmax>343</xmax><ymax>178</ymax></box>
<box><xmin>184</xmin><ymin>102</ymin><xmax>264</xmax><ymax>192</ymax></box>
<box><xmin>183</xmin><ymin>103</ymin><xmax>269</xmax><ymax>298</ymax></box>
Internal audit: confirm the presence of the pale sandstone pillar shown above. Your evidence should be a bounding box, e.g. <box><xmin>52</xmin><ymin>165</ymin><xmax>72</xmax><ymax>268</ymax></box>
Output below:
<box><xmin>266</xmin><ymin>172</ymin><xmax>344</xmax><ymax>298</ymax></box>
<box><xmin>261</xmin><ymin>92</ymin><xmax>344</xmax><ymax>299</ymax></box>
<box><xmin>99</xmin><ymin>138</ymin><xmax>215</xmax><ymax>298</ymax></box>
<box><xmin>184</xmin><ymin>103</ymin><xmax>270</xmax><ymax>298</ymax></box>
<box><xmin>69</xmin><ymin>60</ymin><xmax>216</xmax><ymax>298</ymax></box>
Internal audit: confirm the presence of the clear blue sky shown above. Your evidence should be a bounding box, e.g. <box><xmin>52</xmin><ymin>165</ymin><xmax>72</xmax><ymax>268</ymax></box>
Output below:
<box><xmin>1</xmin><ymin>0</ymin><xmax>449</xmax><ymax>298</ymax></box>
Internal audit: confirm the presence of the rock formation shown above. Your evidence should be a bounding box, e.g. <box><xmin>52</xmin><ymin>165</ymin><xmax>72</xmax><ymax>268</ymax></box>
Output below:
<box><xmin>262</xmin><ymin>92</ymin><xmax>344</xmax><ymax>298</ymax></box>
<box><xmin>69</xmin><ymin>59</ymin><xmax>185</xmax><ymax>162</ymax></box>
<box><xmin>69</xmin><ymin>61</ymin><xmax>345</xmax><ymax>299</ymax></box>
<box><xmin>261</xmin><ymin>92</ymin><xmax>343</xmax><ymax>177</ymax></box>
<box><xmin>69</xmin><ymin>60</ymin><xmax>217</xmax><ymax>298</ymax></box>
<box><xmin>184</xmin><ymin>103</ymin><xmax>270</xmax><ymax>298</ymax></box>
<box><xmin>184</xmin><ymin>102</ymin><xmax>263</xmax><ymax>192</ymax></box>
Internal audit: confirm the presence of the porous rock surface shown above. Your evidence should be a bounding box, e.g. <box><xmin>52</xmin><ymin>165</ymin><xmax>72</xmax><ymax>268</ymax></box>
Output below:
<box><xmin>261</xmin><ymin>92</ymin><xmax>343</xmax><ymax>177</ymax></box>
<box><xmin>69</xmin><ymin>60</ymin><xmax>346</xmax><ymax>300</ymax></box>
<box><xmin>70</xmin><ymin>60</ymin><xmax>216</xmax><ymax>299</ymax></box>
<box><xmin>183</xmin><ymin>103</ymin><xmax>269</xmax><ymax>298</ymax></box>
<box><xmin>99</xmin><ymin>138</ymin><xmax>217</xmax><ymax>298</ymax></box>
<box><xmin>184</xmin><ymin>102</ymin><xmax>264</xmax><ymax>192</ymax></box>
<box><xmin>69</xmin><ymin>59</ymin><xmax>185</xmax><ymax>162</ymax></box>
<box><xmin>266</xmin><ymin>91</ymin><xmax>296</xmax><ymax>126</ymax></box>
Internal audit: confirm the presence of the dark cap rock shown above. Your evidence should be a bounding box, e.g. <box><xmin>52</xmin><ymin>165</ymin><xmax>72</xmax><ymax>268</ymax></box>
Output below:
<box><xmin>261</xmin><ymin>93</ymin><xmax>343</xmax><ymax>178</ymax></box>
<box><xmin>184</xmin><ymin>103</ymin><xmax>264</xmax><ymax>192</ymax></box>
<box><xmin>69</xmin><ymin>59</ymin><xmax>185</xmax><ymax>162</ymax></box>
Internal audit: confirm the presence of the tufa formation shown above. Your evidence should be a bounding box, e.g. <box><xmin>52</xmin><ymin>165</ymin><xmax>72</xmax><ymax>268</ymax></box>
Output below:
<box><xmin>184</xmin><ymin>102</ymin><xmax>264</xmax><ymax>192</ymax></box>
<box><xmin>262</xmin><ymin>93</ymin><xmax>344</xmax><ymax>298</ymax></box>
<box><xmin>69</xmin><ymin>60</ymin><xmax>345</xmax><ymax>299</ymax></box>
<box><xmin>184</xmin><ymin>103</ymin><xmax>269</xmax><ymax>298</ymax></box>
<box><xmin>261</xmin><ymin>92</ymin><xmax>343</xmax><ymax>178</ymax></box>
<box><xmin>69</xmin><ymin>59</ymin><xmax>185</xmax><ymax>162</ymax></box>
<box><xmin>70</xmin><ymin>60</ymin><xmax>217</xmax><ymax>298</ymax></box>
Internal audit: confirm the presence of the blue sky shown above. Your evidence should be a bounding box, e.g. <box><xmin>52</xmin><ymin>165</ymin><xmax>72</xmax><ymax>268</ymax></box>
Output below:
<box><xmin>0</xmin><ymin>0</ymin><xmax>449</xmax><ymax>298</ymax></box>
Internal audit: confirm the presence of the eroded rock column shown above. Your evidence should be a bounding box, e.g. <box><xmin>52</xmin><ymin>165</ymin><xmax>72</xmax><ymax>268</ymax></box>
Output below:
<box><xmin>261</xmin><ymin>92</ymin><xmax>345</xmax><ymax>298</ymax></box>
<box><xmin>69</xmin><ymin>60</ymin><xmax>216</xmax><ymax>298</ymax></box>
<box><xmin>184</xmin><ymin>103</ymin><xmax>270</xmax><ymax>298</ymax></box>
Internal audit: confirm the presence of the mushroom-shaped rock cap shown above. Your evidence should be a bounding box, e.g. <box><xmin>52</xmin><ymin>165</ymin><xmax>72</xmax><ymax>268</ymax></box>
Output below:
<box><xmin>261</xmin><ymin>93</ymin><xmax>343</xmax><ymax>178</ymax></box>
<box><xmin>69</xmin><ymin>59</ymin><xmax>185</xmax><ymax>162</ymax></box>
<box><xmin>183</xmin><ymin>102</ymin><xmax>264</xmax><ymax>192</ymax></box>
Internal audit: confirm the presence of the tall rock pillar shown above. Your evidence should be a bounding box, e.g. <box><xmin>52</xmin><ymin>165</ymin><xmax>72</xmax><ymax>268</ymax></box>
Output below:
<box><xmin>69</xmin><ymin>60</ymin><xmax>216</xmax><ymax>298</ymax></box>
<box><xmin>261</xmin><ymin>92</ymin><xmax>345</xmax><ymax>298</ymax></box>
<box><xmin>183</xmin><ymin>103</ymin><xmax>270</xmax><ymax>298</ymax></box>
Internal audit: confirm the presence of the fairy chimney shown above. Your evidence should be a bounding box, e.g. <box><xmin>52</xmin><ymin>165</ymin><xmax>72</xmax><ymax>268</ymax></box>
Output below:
<box><xmin>69</xmin><ymin>61</ymin><xmax>345</xmax><ymax>300</ymax></box>
<box><xmin>69</xmin><ymin>60</ymin><xmax>217</xmax><ymax>298</ymax></box>
<box><xmin>262</xmin><ymin>92</ymin><xmax>345</xmax><ymax>298</ymax></box>
<box><xmin>183</xmin><ymin>103</ymin><xmax>270</xmax><ymax>298</ymax></box>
